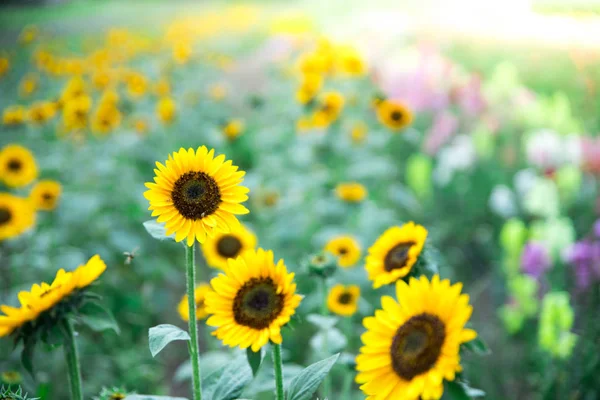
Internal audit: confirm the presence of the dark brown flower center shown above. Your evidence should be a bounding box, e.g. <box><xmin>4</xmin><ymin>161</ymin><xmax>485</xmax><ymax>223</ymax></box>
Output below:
<box><xmin>109</xmin><ymin>394</ymin><xmax>126</xmax><ymax>400</ymax></box>
<box><xmin>390</xmin><ymin>313</ymin><xmax>445</xmax><ymax>380</ymax></box>
<box><xmin>42</xmin><ymin>192</ymin><xmax>53</xmax><ymax>202</ymax></box>
<box><xmin>0</xmin><ymin>207</ymin><xmax>11</xmax><ymax>225</ymax></box>
<box><xmin>7</xmin><ymin>159</ymin><xmax>22</xmax><ymax>172</ymax></box>
<box><xmin>171</xmin><ymin>171</ymin><xmax>221</xmax><ymax>220</ymax></box>
<box><xmin>384</xmin><ymin>242</ymin><xmax>415</xmax><ymax>272</ymax></box>
<box><xmin>233</xmin><ymin>277</ymin><xmax>284</xmax><ymax>329</ymax></box>
<box><xmin>338</xmin><ymin>292</ymin><xmax>353</xmax><ymax>305</ymax></box>
<box><xmin>217</xmin><ymin>235</ymin><xmax>243</xmax><ymax>258</ymax></box>
<box><xmin>390</xmin><ymin>110</ymin><xmax>403</xmax><ymax>122</ymax></box>
<box><xmin>338</xmin><ymin>246</ymin><xmax>348</xmax><ymax>255</ymax></box>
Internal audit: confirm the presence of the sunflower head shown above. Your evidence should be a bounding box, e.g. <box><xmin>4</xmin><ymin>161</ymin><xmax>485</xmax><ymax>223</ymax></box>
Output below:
<box><xmin>222</xmin><ymin>119</ymin><xmax>245</xmax><ymax>141</ymax></box>
<box><xmin>0</xmin><ymin>145</ymin><xmax>38</xmax><ymax>188</ymax></box>
<box><xmin>377</xmin><ymin>99</ymin><xmax>413</xmax><ymax>131</ymax></box>
<box><xmin>156</xmin><ymin>97</ymin><xmax>176</xmax><ymax>124</ymax></box>
<box><xmin>324</xmin><ymin>235</ymin><xmax>361</xmax><ymax>268</ymax></box>
<box><xmin>144</xmin><ymin>147</ymin><xmax>249</xmax><ymax>246</ymax></box>
<box><xmin>3</xmin><ymin>105</ymin><xmax>26</xmax><ymax>126</ymax></box>
<box><xmin>177</xmin><ymin>283</ymin><xmax>212</xmax><ymax>321</ymax></box>
<box><xmin>30</xmin><ymin>180</ymin><xmax>62</xmax><ymax>211</ymax></box>
<box><xmin>0</xmin><ymin>193</ymin><xmax>35</xmax><ymax>241</ymax></box>
<box><xmin>205</xmin><ymin>248</ymin><xmax>302</xmax><ymax>351</ymax></box>
<box><xmin>356</xmin><ymin>275</ymin><xmax>477</xmax><ymax>400</ymax></box>
<box><xmin>202</xmin><ymin>224</ymin><xmax>257</xmax><ymax>269</ymax></box>
<box><xmin>366</xmin><ymin>222</ymin><xmax>428</xmax><ymax>289</ymax></box>
<box><xmin>335</xmin><ymin>182</ymin><xmax>367</xmax><ymax>203</ymax></box>
<box><xmin>327</xmin><ymin>284</ymin><xmax>360</xmax><ymax>317</ymax></box>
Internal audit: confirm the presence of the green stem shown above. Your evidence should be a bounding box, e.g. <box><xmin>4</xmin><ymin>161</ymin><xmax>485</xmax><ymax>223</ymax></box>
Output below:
<box><xmin>342</xmin><ymin>369</ymin><xmax>353</xmax><ymax>399</ymax></box>
<box><xmin>62</xmin><ymin>319</ymin><xmax>83</xmax><ymax>400</ymax></box>
<box><xmin>186</xmin><ymin>244</ymin><xmax>202</xmax><ymax>400</ymax></box>
<box><xmin>272</xmin><ymin>343</ymin><xmax>285</xmax><ymax>400</ymax></box>
<box><xmin>320</xmin><ymin>278</ymin><xmax>331</xmax><ymax>398</ymax></box>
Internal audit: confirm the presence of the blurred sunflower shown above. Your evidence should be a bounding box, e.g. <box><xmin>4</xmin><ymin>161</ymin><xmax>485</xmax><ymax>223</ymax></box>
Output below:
<box><xmin>0</xmin><ymin>57</ymin><xmax>10</xmax><ymax>78</ymax></box>
<box><xmin>296</xmin><ymin>72</ymin><xmax>322</xmax><ymax>104</ymax></box>
<box><xmin>0</xmin><ymin>144</ymin><xmax>38</xmax><ymax>188</ymax></box>
<box><xmin>19</xmin><ymin>74</ymin><xmax>38</xmax><ymax>97</ymax></box>
<box><xmin>62</xmin><ymin>95</ymin><xmax>92</xmax><ymax>131</ymax></box>
<box><xmin>0</xmin><ymin>193</ymin><xmax>35</xmax><ymax>241</ymax></box>
<box><xmin>209</xmin><ymin>84</ymin><xmax>227</xmax><ymax>101</ymax></box>
<box><xmin>324</xmin><ymin>235</ymin><xmax>361</xmax><ymax>267</ymax></box>
<box><xmin>202</xmin><ymin>224</ymin><xmax>257</xmax><ymax>269</ymax></box>
<box><xmin>154</xmin><ymin>78</ymin><xmax>171</xmax><ymax>97</ymax></box>
<box><xmin>133</xmin><ymin>118</ymin><xmax>149</xmax><ymax>135</ymax></box>
<box><xmin>61</xmin><ymin>76</ymin><xmax>87</xmax><ymax>103</ymax></box>
<box><xmin>327</xmin><ymin>284</ymin><xmax>360</xmax><ymax>316</ymax></box>
<box><xmin>335</xmin><ymin>182</ymin><xmax>367</xmax><ymax>203</ymax></box>
<box><xmin>30</xmin><ymin>180</ymin><xmax>62</xmax><ymax>211</ymax></box>
<box><xmin>313</xmin><ymin>91</ymin><xmax>344</xmax><ymax>128</ymax></box>
<box><xmin>222</xmin><ymin>119</ymin><xmax>245</xmax><ymax>141</ymax></box>
<box><xmin>365</xmin><ymin>222</ymin><xmax>428</xmax><ymax>289</ymax></box>
<box><xmin>156</xmin><ymin>97</ymin><xmax>176</xmax><ymax>124</ymax></box>
<box><xmin>377</xmin><ymin>99</ymin><xmax>413</xmax><ymax>131</ymax></box>
<box><xmin>92</xmin><ymin>104</ymin><xmax>122</xmax><ymax>134</ymax></box>
<box><xmin>19</xmin><ymin>25</ymin><xmax>39</xmax><ymax>44</ymax></box>
<box><xmin>126</xmin><ymin>72</ymin><xmax>148</xmax><ymax>98</ymax></box>
<box><xmin>0</xmin><ymin>255</ymin><xmax>106</xmax><ymax>337</ymax></box>
<box><xmin>27</xmin><ymin>101</ymin><xmax>57</xmax><ymax>125</ymax></box>
<box><xmin>3</xmin><ymin>105</ymin><xmax>26</xmax><ymax>126</ymax></box>
<box><xmin>177</xmin><ymin>283</ymin><xmax>212</xmax><ymax>321</ymax></box>
<box><xmin>144</xmin><ymin>146</ymin><xmax>249</xmax><ymax>246</ymax></box>
<box><xmin>205</xmin><ymin>248</ymin><xmax>302</xmax><ymax>351</ymax></box>
<box><xmin>351</xmin><ymin>121</ymin><xmax>368</xmax><ymax>144</ymax></box>
<box><xmin>356</xmin><ymin>275</ymin><xmax>477</xmax><ymax>399</ymax></box>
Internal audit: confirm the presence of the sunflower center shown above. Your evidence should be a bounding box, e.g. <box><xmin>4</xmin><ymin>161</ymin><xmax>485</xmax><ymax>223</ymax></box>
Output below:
<box><xmin>384</xmin><ymin>242</ymin><xmax>415</xmax><ymax>272</ymax></box>
<box><xmin>390</xmin><ymin>313</ymin><xmax>445</xmax><ymax>380</ymax></box>
<box><xmin>217</xmin><ymin>235</ymin><xmax>243</xmax><ymax>258</ymax></box>
<box><xmin>338</xmin><ymin>247</ymin><xmax>348</xmax><ymax>255</ymax></box>
<box><xmin>233</xmin><ymin>278</ymin><xmax>284</xmax><ymax>329</ymax></box>
<box><xmin>338</xmin><ymin>292</ymin><xmax>353</xmax><ymax>305</ymax></box>
<box><xmin>42</xmin><ymin>192</ymin><xmax>53</xmax><ymax>201</ymax></box>
<box><xmin>390</xmin><ymin>110</ymin><xmax>403</xmax><ymax>122</ymax></box>
<box><xmin>171</xmin><ymin>171</ymin><xmax>221</xmax><ymax>220</ymax></box>
<box><xmin>0</xmin><ymin>207</ymin><xmax>11</xmax><ymax>225</ymax></box>
<box><xmin>7</xmin><ymin>159</ymin><xmax>22</xmax><ymax>171</ymax></box>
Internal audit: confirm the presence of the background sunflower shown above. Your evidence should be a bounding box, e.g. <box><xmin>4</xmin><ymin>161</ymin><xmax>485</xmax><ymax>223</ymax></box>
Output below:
<box><xmin>201</xmin><ymin>224</ymin><xmax>257</xmax><ymax>269</ymax></box>
<box><xmin>0</xmin><ymin>144</ymin><xmax>38</xmax><ymax>188</ymax></box>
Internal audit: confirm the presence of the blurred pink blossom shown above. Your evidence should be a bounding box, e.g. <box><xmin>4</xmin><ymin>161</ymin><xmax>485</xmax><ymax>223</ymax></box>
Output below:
<box><xmin>423</xmin><ymin>111</ymin><xmax>459</xmax><ymax>155</ymax></box>
<box><xmin>581</xmin><ymin>136</ymin><xmax>600</xmax><ymax>174</ymax></box>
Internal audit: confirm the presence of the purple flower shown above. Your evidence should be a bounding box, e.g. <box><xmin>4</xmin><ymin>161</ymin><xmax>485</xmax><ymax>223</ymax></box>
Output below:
<box><xmin>594</xmin><ymin>219</ymin><xmax>600</xmax><ymax>238</ymax></box>
<box><xmin>565</xmin><ymin>240</ymin><xmax>600</xmax><ymax>289</ymax></box>
<box><xmin>521</xmin><ymin>242</ymin><xmax>550</xmax><ymax>279</ymax></box>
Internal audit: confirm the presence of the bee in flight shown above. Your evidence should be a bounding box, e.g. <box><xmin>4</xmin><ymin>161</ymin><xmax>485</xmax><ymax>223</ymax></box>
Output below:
<box><xmin>123</xmin><ymin>247</ymin><xmax>139</xmax><ymax>265</ymax></box>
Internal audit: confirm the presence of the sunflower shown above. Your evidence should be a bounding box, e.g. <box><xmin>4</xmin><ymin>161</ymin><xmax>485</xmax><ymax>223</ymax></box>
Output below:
<box><xmin>62</xmin><ymin>95</ymin><xmax>92</xmax><ymax>131</ymax></box>
<box><xmin>202</xmin><ymin>224</ymin><xmax>257</xmax><ymax>269</ymax></box>
<box><xmin>2</xmin><ymin>105</ymin><xmax>26</xmax><ymax>126</ymax></box>
<box><xmin>205</xmin><ymin>248</ymin><xmax>302</xmax><ymax>351</ymax></box>
<box><xmin>30</xmin><ymin>180</ymin><xmax>62</xmax><ymax>211</ymax></box>
<box><xmin>377</xmin><ymin>100</ymin><xmax>413</xmax><ymax>131</ymax></box>
<box><xmin>144</xmin><ymin>146</ymin><xmax>249</xmax><ymax>246</ymax></box>
<box><xmin>0</xmin><ymin>193</ymin><xmax>35</xmax><ymax>241</ymax></box>
<box><xmin>27</xmin><ymin>101</ymin><xmax>56</xmax><ymax>125</ymax></box>
<box><xmin>312</xmin><ymin>91</ymin><xmax>345</xmax><ymax>128</ymax></box>
<box><xmin>356</xmin><ymin>275</ymin><xmax>477</xmax><ymax>400</ymax></box>
<box><xmin>92</xmin><ymin>104</ymin><xmax>122</xmax><ymax>134</ymax></box>
<box><xmin>156</xmin><ymin>97</ymin><xmax>176</xmax><ymax>124</ymax></box>
<box><xmin>327</xmin><ymin>284</ymin><xmax>360</xmax><ymax>316</ymax></box>
<box><xmin>365</xmin><ymin>222</ymin><xmax>428</xmax><ymax>289</ymax></box>
<box><xmin>177</xmin><ymin>283</ymin><xmax>212</xmax><ymax>321</ymax></box>
<box><xmin>0</xmin><ymin>57</ymin><xmax>9</xmax><ymax>78</ymax></box>
<box><xmin>335</xmin><ymin>182</ymin><xmax>367</xmax><ymax>203</ymax></box>
<box><xmin>0</xmin><ymin>255</ymin><xmax>106</xmax><ymax>337</ymax></box>
<box><xmin>222</xmin><ymin>119</ymin><xmax>245</xmax><ymax>141</ymax></box>
<box><xmin>0</xmin><ymin>144</ymin><xmax>38</xmax><ymax>188</ymax></box>
<box><xmin>324</xmin><ymin>235</ymin><xmax>361</xmax><ymax>267</ymax></box>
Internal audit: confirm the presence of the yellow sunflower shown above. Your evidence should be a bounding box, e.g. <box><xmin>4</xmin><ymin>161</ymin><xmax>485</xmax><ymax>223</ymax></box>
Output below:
<box><xmin>377</xmin><ymin>100</ymin><xmax>413</xmax><ymax>131</ymax></box>
<box><xmin>144</xmin><ymin>146</ymin><xmax>249</xmax><ymax>246</ymax></box>
<box><xmin>365</xmin><ymin>222</ymin><xmax>428</xmax><ymax>289</ymax></box>
<box><xmin>335</xmin><ymin>182</ymin><xmax>367</xmax><ymax>203</ymax></box>
<box><xmin>312</xmin><ymin>91</ymin><xmax>345</xmax><ymax>128</ymax></box>
<box><xmin>0</xmin><ymin>144</ymin><xmax>38</xmax><ymax>188</ymax></box>
<box><xmin>3</xmin><ymin>105</ymin><xmax>26</xmax><ymax>126</ymax></box>
<box><xmin>324</xmin><ymin>235</ymin><xmax>361</xmax><ymax>267</ymax></box>
<box><xmin>0</xmin><ymin>255</ymin><xmax>106</xmax><ymax>337</ymax></box>
<box><xmin>27</xmin><ymin>101</ymin><xmax>57</xmax><ymax>125</ymax></box>
<box><xmin>156</xmin><ymin>97</ymin><xmax>176</xmax><ymax>124</ymax></box>
<box><xmin>177</xmin><ymin>283</ymin><xmax>212</xmax><ymax>321</ymax></box>
<box><xmin>356</xmin><ymin>275</ymin><xmax>477</xmax><ymax>400</ymax></box>
<box><xmin>0</xmin><ymin>193</ymin><xmax>35</xmax><ymax>241</ymax></box>
<box><xmin>222</xmin><ymin>119</ymin><xmax>245</xmax><ymax>141</ymax></box>
<box><xmin>205</xmin><ymin>248</ymin><xmax>302</xmax><ymax>351</ymax></box>
<box><xmin>202</xmin><ymin>224</ymin><xmax>257</xmax><ymax>269</ymax></box>
<box><xmin>30</xmin><ymin>180</ymin><xmax>62</xmax><ymax>211</ymax></box>
<box><xmin>327</xmin><ymin>284</ymin><xmax>360</xmax><ymax>316</ymax></box>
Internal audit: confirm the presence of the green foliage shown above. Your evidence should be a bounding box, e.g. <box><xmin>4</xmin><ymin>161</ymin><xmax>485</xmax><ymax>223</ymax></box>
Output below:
<box><xmin>148</xmin><ymin>325</ymin><xmax>190</xmax><ymax>358</ymax></box>
<box><xmin>285</xmin><ymin>354</ymin><xmax>340</xmax><ymax>400</ymax></box>
<box><xmin>201</xmin><ymin>355</ymin><xmax>253</xmax><ymax>400</ymax></box>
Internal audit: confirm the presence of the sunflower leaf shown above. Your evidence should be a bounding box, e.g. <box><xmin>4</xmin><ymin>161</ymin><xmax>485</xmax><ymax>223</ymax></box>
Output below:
<box><xmin>124</xmin><ymin>396</ymin><xmax>188</xmax><ymax>400</ymax></box>
<box><xmin>78</xmin><ymin>302</ymin><xmax>120</xmax><ymax>334</ymax></box>
<box><xmin>285</xmin><ymin>353</ymin><xmax>339</xmax><ymax>400</ymax></box>
<box><xmin>246</xmin><ymin>347</ymin><xmax>265</xmax><ymax>377</ymax></box>
<box><xmin>444</xmin><ymin>380</ymin><xmax>486</xmax><ymax>399</ymax></box>
<box><xmin>461</xmin><ymin>337</ymin><xmax>491</xmax><ymax>355</ymax></box>
<box><xmin>306</xmin><ymin>314</ymin><xmax>338</xmax><ymax>330</ymax></box>
<box><xmin>202</xmin><ymin>354</ymin><xmax>253</xmax><ymax>400</ymax></box>
<box><xmin>143</xmin><ymin>220</ymin><xmax>175</xmax><ymax>242</ymax></box>
<box><xmin>21</xmin><ymin>336</ymin><xmax>36</xmax><ymax>377</ymax></box>
<box><xmin>148</xmin><ymin>324</ymin><xmax>190</xmax><ymax>357</ymax></box>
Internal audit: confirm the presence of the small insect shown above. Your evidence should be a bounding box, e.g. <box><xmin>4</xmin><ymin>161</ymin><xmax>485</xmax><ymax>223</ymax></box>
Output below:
<box><xmin>123</xmin><ymin>247</ymin><xmax>139</xmax><ymax>265</ymax></box>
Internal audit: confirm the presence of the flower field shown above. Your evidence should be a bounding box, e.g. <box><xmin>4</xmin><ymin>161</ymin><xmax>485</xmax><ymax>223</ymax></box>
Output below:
<box><xmin>1</xmin><ymin>1</ymin><xmax>600</xmax><ymax>399</ymax></box>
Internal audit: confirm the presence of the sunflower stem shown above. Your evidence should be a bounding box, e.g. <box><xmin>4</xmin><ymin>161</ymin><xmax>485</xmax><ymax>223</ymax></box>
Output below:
<box><xmin>186</xmin><ymin>244</ymin><xmax>203</xmax><ymax>400</ymax></box>
<box><xmin>62</xmin><ymin>319</ymin><xmax>83</xmax><ymax>400</ymax></box>
<box><xmin>272</xmin><ymin>343</ymin><xmax>285</xmax><ymax>400</ymax></box>
<box><xmin>320</xmin><ymin>278</ymin><xmax>331</xmax><ymax>399</ymax></box>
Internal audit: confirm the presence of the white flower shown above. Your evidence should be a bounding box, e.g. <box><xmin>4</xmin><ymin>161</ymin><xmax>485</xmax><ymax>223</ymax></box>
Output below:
<box><xmin>433</xmin><ymin>134</ymin><xmax>476</xmax><ymax>185</ymax></box>
<box><xmin>489</xmin><ymin>185</ymin><xmax>517</xmax><ymax>217</ymax></box>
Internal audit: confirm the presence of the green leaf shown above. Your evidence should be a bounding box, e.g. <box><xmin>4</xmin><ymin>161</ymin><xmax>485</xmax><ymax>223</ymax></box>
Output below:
<box><xmin>78</xmin><ymin>302</ymin><xmax>120</xmax><ymax>334</ymax></box>
<box><xmin>444</xmin><ymin>380</ymin><xmax>486</xmax><ymax>399</ymax></box>
<box><xmin>143</xmin><ymin>220</ymin><xmax>175</xmax><ymax>242</ymax></box>
<box><xmin>148</xmin><ymin>324</ymin><xmax>190</xmax><ymax>357</ymax></box>
<box><xmin>306</xmin><ymin>314</ymin><xmax>338</xmax><ymax>330</ymax></box>
<box><xmin>202</xmin><ymin>354</ymin><xmax>253</xmax><ymax>400</ymax></box>
<box><xmin>246</xmin><ymin>347</ymin><xmax>265</xmax><ymax>377</ymax></box>
<box><xmin>285</xmin><ymin>353</ymin><xmax>340</xmax><ymax>400</ymax></box>
<box><xmin>461</xmin><ymin>337</ymin><xmax>491</xmax><ymax>355</ymax></box>
<box><xmin>125</xmin><ymin>396</ymin><xmax>188</xmax><ymax>400</ymax></box>
<box><xmin>21</xmin><ymin>336</ymin><xmax>36</xmax><ymax>377</ymax></box>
